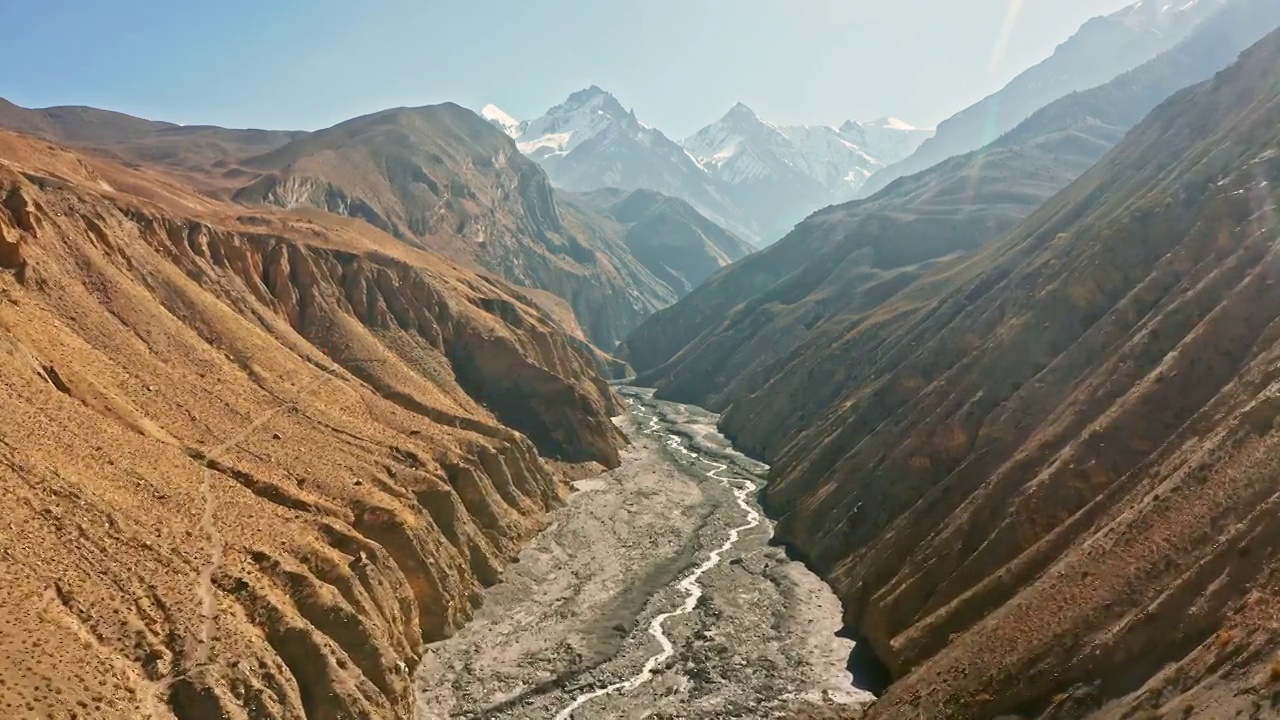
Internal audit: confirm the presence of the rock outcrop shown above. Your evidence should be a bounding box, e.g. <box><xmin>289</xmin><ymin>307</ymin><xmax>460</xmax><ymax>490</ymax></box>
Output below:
<box><xmin>0</xmin><ymin>129</ymin><xmax>623</xmax><ymax>720</ymax></box>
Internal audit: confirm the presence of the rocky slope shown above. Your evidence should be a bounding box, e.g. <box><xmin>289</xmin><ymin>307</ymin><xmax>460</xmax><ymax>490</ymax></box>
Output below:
<box><xmin>857</xmin><ymin>0</ymin><xmax>1226</xmax><ymax>199</ymax></box>
<box><xmin>0</xmin><ymin>128</ymin><xmax>625</xmax><ymax>720</ymax></box>
<box><xmin>620</xmin><ymin>0</ymin><xmax>1280</xmax><ymax>387</ymax></box>
<box><xmin>562</xmin><ymin>187</ymin><xmax>755</xmax><ymax>296</ymax></box>
<box><xmin>646</xmin><ymin>22</ymin><xmax>1280</xmax><ymax>720</ymax></box>
<box><xmin>228</xmin><ymin>102</ymin><xmax>682</xmax><ymax>351</ymax></box>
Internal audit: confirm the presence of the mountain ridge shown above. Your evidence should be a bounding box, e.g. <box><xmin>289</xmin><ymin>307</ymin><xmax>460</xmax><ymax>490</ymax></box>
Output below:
<box><xmin>857</xmin><ymin>0</ymin><xmax>1228</xmax><ymax>199</ymax></box>
<box><xmin>485</xmin><ymin>89</ymin><xmax>931</xmax><ymax>246</ymax></box>
<box><xmin>621</xmin><ymin>0</ymin><xmax>1280</xmax><ymax>389</ymax></box>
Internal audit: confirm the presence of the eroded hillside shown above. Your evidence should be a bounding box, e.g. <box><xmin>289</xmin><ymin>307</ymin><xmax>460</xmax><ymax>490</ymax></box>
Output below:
<box><xmin>0</xmin><ymin>129</ymin><xmax>624</xmax><ymax>720</ymax></box>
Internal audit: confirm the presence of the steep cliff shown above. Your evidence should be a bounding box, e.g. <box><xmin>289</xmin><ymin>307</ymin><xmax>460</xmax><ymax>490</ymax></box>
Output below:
<box><xmin>0</xmin><ymin>129</ymin><xmax>623</xmax><ymax>720</ymax></box>
<box><xmin>669</xmin><ymin>27</ymin><xmax>1280</xmax><ymax>719</ymax></box>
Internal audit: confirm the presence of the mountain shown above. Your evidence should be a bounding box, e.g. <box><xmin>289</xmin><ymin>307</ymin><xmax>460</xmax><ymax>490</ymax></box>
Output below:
<box><xmin>0</xmin><ymin>127</ymin><xmax>624</xmax><ymax>719</ymax></box>
<box><xmin>857</xmin><ymin>0</ymin><xmax>1228</xmax><ymax>199</ymax></box>
<box><xmin>479</xmin><ymin>103</ymin><xmax>519</xmax><ymax>135</ymax></box>
<box><xmin>621</xmin><ymin>0</ymin><xmax>1279</xmax><ymax>383</ymax></box>
<box><xmin>838</xmin><ymin>116</ymin><xmax>934</xmax><ymax>166</ymax></box>
<box><xmin>0</xmin><ymin>98</ymin><xmax>304</xmax><ymax>191</ymax></box>
<box><xmin>225</xmin><ymin>102</ymin><xmax>688</xmax><ymax>351</ymax></box>
<box><xmin>494</xmin><ymin>89</ymin><xmax>931</xmax><ymax>246</ymax></box>
<box><xmin>562</xmin><ymin>187</ymin><xmax>756</xmax><ymax>296</ymax></box>
<box><xmin>631</xmin><ymin>13</ymin><xmax>1280</xmax><ymax>720</ymax></box>
<box><xmin>681</xmin><ymin>104</ymin><xmax>931</xmax><ymax>242</ymax></box>
<box><xmin>0</xmin><ymin>99</ymin><xmax>753</xmax><ymax>359</ymax></box>
<box><xmin>495</xmin><ymin>86</ymin><xmax>759</xmax><ymax>242</ymax></box>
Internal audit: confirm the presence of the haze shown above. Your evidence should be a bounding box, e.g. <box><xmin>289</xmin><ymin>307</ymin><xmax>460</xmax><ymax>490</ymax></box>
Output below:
<box><xmin>2</xmin><ymin>0</ymin><xmax>1132</xmax><ymax>136</ymax></box>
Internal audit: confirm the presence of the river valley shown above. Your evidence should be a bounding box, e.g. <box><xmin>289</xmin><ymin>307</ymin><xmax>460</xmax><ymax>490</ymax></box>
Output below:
<box><xmin>413</xmin><ymin>388</ymin><xmax>874</xmax><ymax>719</ymax></box>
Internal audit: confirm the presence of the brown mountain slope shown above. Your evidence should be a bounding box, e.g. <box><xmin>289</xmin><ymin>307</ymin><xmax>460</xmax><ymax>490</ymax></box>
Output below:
<box><xmin>670</xmin><ymin>27</ymin><xmax>1280</xmax><ymax>720</ymax></box>
<box><xmin>621</xmin><ymin>0</ymin><xmax>1280</xmax><ymax>388</ymax></box>
<box><xmin>0</xmin><ymin>98</ymin><xmax>304</xmax><ymax>192</ymax></box>
<box><xmin>0</xmin><ymin>129</ymin><xmax>622</xmax><ymax>720</ymax></box>
<box><xmin>562</xmin><ymin>187</ymin><xmax>756</xmax><ymax>296</ymax></box>
<box><xmin>230</xmin><ymin>103</ymin><xmax>678</xmax><ymax>350</ymax></box>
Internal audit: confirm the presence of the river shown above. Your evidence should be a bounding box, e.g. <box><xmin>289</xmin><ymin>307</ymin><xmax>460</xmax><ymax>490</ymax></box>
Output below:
<box><xmin>414</xmin><ymin>388</ymin><xmax>873</xmax><ymax>719</ymax></box>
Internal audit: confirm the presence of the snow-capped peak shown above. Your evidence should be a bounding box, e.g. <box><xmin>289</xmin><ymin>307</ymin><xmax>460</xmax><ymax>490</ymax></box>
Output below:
<box><xmin>682</xmin><ymin>101</ymin><xmax>938</xmax><ymax>201</ymax></box>
<box><xmin>724</xmin><ymin>102</ymin><xmax>761</xmax><ymax>121</ymax></box>
<box><xmin>508</xmin><ymin>86</ymin><xmax>646</xmax><ymax>161</ymax></box>
<box><xmin>480</xmin><ymin>104</ymin><xmax>520</xmax><ymax>137</ymax></box>
<box><xmin>838</xmin><ymin>117</ymin><xmax>933</xmax><ymax>166</ymax></box>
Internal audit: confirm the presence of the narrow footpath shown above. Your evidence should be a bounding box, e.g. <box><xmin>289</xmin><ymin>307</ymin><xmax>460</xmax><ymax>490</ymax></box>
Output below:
<box><xmin>415</xmin><ymin>388</ymin><xmax>874</xmax><ymax>719</ymax></box>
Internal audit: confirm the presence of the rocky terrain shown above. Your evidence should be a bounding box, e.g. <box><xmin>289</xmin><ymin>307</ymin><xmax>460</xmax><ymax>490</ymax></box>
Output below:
<box><xmin>0</xmin><ymin>127</ymin><xmax>626</xmax><ymax>719</ymax></box>
<box><xmin>0</xmin><ymin>98</ymin><xmax>305</xmax><ymax>193</ymax></box>
<box><xmin>634</xmin><ymin>22</ymin><xmax>1280</xmax><ymax>720</ymax></box>
<box><xmin>621</xmin><ymin>0</ymin><xmax>1280</xmax><ymax>388</ymax></box>
<box><xmin>416</xmin><ymin>389</ymin><xmax>873</xmax><ymax>719</ymax></box>
<box><xmin>857</xmin><ymin>0</ymin><xmax>1225</xmax><ymax>199</ymax></box>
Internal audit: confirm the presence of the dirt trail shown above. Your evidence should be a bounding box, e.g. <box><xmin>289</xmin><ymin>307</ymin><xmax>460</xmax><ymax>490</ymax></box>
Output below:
<box><xmin>414</xmin><ymin>388</ymin><xmax>874</xmax><ymax>719</ymax></box>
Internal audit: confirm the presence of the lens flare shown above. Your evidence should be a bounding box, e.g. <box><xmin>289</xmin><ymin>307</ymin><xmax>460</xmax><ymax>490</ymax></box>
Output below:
<box><xmin>988</xmin><ymin>0</ymin><xmax>1026</xmax><ymax>76</ymax></box>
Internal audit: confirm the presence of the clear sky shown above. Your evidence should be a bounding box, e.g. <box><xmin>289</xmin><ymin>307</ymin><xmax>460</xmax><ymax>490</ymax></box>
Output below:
<box><xmin>0</xmin><ymin>0</ymin><xmax>1135</xmax><ymax>138</ymax></box>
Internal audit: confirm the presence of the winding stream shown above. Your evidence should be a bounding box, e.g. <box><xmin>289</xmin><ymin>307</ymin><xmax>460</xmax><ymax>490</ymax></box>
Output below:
<box><xmin>414</xmin><ymin>389</ymin><xmax>869</xmax><ymax>719</ymax></box>
<box><xmin>553</xmin><ymin>401</ymin><xmax>764</xmax><ymax>719</ymax></box>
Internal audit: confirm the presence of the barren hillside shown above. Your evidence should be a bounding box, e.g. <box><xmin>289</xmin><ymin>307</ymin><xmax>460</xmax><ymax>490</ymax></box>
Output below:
<box><xmin>0</xmin><ymin>129</ymin><xmax>623</xmax><ymax>720</ymax></box>
<box><xmin>652</xmin><ymin>26</ymin><xmax>1280</xmax><ymax>720</ymax></box>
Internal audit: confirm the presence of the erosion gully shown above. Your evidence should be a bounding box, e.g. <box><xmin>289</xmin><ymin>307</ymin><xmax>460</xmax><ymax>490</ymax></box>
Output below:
<box><xmin>414</xmin><ymin>387</ymin><xmax>874</xmax><ymax>719</ymax></box>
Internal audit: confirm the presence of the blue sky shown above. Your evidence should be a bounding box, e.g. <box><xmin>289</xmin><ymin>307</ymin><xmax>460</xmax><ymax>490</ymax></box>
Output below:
<box><xmin>0</xmin><ymin>0</ymin><xmax>1133</xmax><ymax>138</ymax></box>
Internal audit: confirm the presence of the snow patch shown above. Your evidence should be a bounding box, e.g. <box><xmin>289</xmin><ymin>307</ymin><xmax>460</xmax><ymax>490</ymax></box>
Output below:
<box><xmin>480</xmin><ymin>104</ymin><xmax>520</xmax><ymax>136</ymax></box>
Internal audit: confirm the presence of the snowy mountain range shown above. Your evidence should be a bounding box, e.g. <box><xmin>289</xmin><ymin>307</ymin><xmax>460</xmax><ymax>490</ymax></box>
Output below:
<box><xmin>481</xmin><ymin>88</ymin><xmax>931</xmax><ymax>245</ymax></box>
